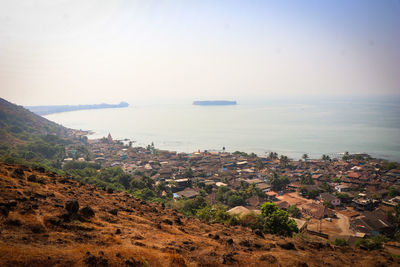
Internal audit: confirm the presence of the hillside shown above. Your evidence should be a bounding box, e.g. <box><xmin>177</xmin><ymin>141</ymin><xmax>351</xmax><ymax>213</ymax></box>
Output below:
<box><xmin>0</xmin><ymin>98</ymin><xmax>91</xmax><ymax>169</ymax></box>
<box><xmin>0</xmin><ymin>98</ymin><xmax>70</xmax><ymax>145</ymax></box>
<box><xmin>0</xmin><ymin>162</ymin><xmax>397</xmax><ymax>266</ymax></box>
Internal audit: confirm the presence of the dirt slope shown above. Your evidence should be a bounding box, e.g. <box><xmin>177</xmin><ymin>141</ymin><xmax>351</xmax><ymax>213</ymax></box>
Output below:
<box><xmin>0</xmin><ymin>163</ymin><xmax>397</xmax><ymax>266</ymax></box>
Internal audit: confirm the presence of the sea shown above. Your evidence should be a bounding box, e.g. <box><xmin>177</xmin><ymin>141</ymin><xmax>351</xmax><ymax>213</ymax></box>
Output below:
<box><xmin>44</xmin><ymin>95</ymin><xmax>400</xmax><ymax>162</ymax></box>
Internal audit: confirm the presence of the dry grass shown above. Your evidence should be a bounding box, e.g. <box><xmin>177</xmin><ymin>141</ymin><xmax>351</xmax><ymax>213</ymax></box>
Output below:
<box><xmin>0</xmin><ymin>162</ymin><xmax>396</xmax><ymax>267</ymax></box>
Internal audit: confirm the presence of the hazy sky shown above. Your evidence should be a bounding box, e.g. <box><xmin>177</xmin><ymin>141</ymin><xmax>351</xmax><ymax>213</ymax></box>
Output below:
<box><xmin>1</xmin><ymin>0</ymin><xmax>400</xmax><ymax>105</ymax></box>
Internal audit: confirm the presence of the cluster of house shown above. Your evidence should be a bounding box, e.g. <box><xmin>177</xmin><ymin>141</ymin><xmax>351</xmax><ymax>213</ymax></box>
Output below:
<box><xmin>77</xmin><ymin>135</ymin><xmax>400</xmax><ymax>240</ymax></box>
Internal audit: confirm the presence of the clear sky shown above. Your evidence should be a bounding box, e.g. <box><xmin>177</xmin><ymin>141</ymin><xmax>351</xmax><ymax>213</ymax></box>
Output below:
<box><xmin>0</xmin><ymin>0</ymin><xmax>399</xmax><ymax>105</ymax></box>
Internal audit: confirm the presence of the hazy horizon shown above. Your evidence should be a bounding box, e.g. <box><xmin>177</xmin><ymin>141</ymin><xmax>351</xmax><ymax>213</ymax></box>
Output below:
<box><xmin>1</xmin><ymin>1</ymin><xmax>400</xmax><ymax>105</ymax></box>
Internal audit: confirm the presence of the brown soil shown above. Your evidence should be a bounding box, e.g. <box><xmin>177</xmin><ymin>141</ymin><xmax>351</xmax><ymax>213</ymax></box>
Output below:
<box><xmin>0</xmin><ymin>163</ymin><xmax>397</xmax><ymax>266</ymax></box>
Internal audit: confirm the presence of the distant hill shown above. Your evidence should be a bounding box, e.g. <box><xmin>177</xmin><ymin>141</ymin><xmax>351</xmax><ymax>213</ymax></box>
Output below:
<box><xmin>0</xmin><ymin>98</ymin><xmax>69</xmax><ymax>145</ymax></box>
<box><xmin>26</xmin><ymin>101</ymin><xmax>129</xmax><ymax>115</ymax></box>
<box><xmin>0</xmin><ymin>98</ymin><xmax>86</xmax><ymax>169</ymax></box>
<box><xmin>193</xmin><ymin>100</ymin><xmax>237</xmax><ymax>106</ymax></box>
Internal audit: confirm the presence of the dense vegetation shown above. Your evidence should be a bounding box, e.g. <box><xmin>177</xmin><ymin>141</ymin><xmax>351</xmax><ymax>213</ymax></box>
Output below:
<box><xmin>173</xmin><ymin>198</ymin><xmax>298</xmax><ymax>237</ymax></box>
<box><xmin>0</xmin><ymin>134</ymin><xmax>69</xmax><ymax>169</ymax></box>
<box><xmin>268</xmin><ymin>172</ymin><xmax>290</xmax><ymax>191</ymax></box>
<box><xmin>64</xmin><ymin>162</ymin><xmax>172</xmax><ymax>203</ymax></box>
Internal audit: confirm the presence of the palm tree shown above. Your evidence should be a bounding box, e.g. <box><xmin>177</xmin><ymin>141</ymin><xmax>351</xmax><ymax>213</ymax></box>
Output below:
<box><xmin>280</xmin><ymin>155</ymin><xmax>289</xmax><ymax>168</ymax></box>
<box><xmin>302</xmin><ymin>154</ymin><xmax>309</xmax><ymax>161</ymax></box>
<box><xmin>269</xmin><ymin>152</ymin><xmax>278</xmax><ymax>160</ymax></box>
<box><xmin>321</xmin><ymin>154</ymin><xmax>331</xmax><ymax>162</ymax></box>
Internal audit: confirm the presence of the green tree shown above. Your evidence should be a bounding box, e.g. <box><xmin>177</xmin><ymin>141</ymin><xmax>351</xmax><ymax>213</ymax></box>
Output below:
<box><xmin>216</xmin><ymin>186</ymin><xmax>231</xmax><ymax>203</ymax></box>
<box><xmin>179</xmin><ymin>196</ymin><xmax>208</xmax><ymax>216</ymax></box>
<box><xmin>260</xmin><ymin>202</ymin><xmax>298</xmax><ymax>236</ymax></box>
<box><xmin>302</xmin><ymin>154</ymin><xmax>309</xmax><ymax>161</ymax></box>
<box><xmin>117</xmin><ymin>173</ymin><xmax>132</xmax><ymax>189</ymax></box>
<box><xmin>227</xmin><ymin>194</ymin><xmax>245</xmax><ymax>207</ymax></box>
<box><xmin>300</xmin><ymin>174</ymin><xmax>314</xmax><ymax>185</ymax></box>
<box><xmin>307</xmin><ymin>189</ymin><xmax>320</xmax><ymax>199</ymax></box>
<box><xmin>319</xmin><ymin>182</ymin><xmax>333</xmax><ymax>193</ymax></box>
<box><xmin>268</xmin><ymin>172</ymin><xmax>290</xmax><ymax>191</ymax></box>
<box><xmin>287</xmin><ymin>205</ymin><xmax>301</xmax><ymax>218</ymax></box>
<box><xmin>389</xmin><ymin>186</ymin><xmax>399</xmax><ymax>197</ymax></box>
<box><xmin>205</xmin><ymin>184</ymin><xmax>213</xmax><ymax>194</ymax></box>
<box><xmin>321</xmin><ymin>154</ymin><xmax>331</xmax><ymax>162</ymax></box>
<box><xmin>260</xmin><ymin>202</ymin><xmax>279</xmax><ymax>217</ymax></box>
<box><xmin>268</xmin><ymin>152</ymin><xmax>278</xmax><ymax>160</ymax></box>
<box><xmin>134</xmin><ymin>188</ymin><xmax>155</xmax><ymax>201</ymax></box>
<box><xmin>256</xmin><ymin>159</ymin><xmax>264</xmax><ymax>170</ymax></box>
<box><xmin>184</xmin><ymin>167</ymin><xmax>194</xmax><ymax>178</ymax></box>
<box><xmin>355</xmin><ymin>235</ymin><xmax>388</xmax><ymax>250</ymax></box>
<box><xmin>388</xmin><ymin>204</ymin><xmax>400</xmax><ymax>239</ymax></box>
<box><xmin>196</xmin><ymin>204</ymin><xmax>240</xmax><ymax>225</ymax></box>
<box><xmin>335</xmin><ymin>192</ymin><xmax>350</xmax><ymax>203</ymax></box>
<box><xmin>280</xmin><ymin>155</ymin><xmax>289</xmax><ymax>168</ymax></box>
<box><xmin>155</xmin><ymin>181</ymin><xmax>168</xmax><ymax>195</ymax></box>
<box><xmin>334</xmin><ymin>238</ymin><xmax>349</xmax><ymax>246</ymax></box>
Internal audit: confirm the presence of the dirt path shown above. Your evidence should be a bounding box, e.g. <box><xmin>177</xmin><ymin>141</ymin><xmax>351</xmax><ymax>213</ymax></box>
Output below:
<box><xmin>336</xmin><ymin>213</ymin><xmax>354</xmax><ymax>236</ymax></box>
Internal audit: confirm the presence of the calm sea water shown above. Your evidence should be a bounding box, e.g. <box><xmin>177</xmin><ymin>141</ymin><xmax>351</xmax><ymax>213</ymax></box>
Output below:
<box><xmin>44</xmin><ymin>96</ymin><xmax>400</xmax><ymax>161</ymax></box>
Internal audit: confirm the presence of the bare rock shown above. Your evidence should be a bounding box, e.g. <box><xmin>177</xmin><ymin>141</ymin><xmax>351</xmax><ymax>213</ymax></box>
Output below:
<box><xmin>65</xmin><ymin>199</ymin><xmax>79</xmax><ymax>214</ymax></box>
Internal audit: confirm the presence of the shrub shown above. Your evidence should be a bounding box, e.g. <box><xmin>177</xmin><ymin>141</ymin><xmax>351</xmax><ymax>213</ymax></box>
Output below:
<box><xmin>196</xmin><ymin>204</ymin><xmax>240</xmax><ymax>225</ymax></box>
<box><xmin>240</xmin><ymin>212</ymin><xmax>263</xmax><ymax>230</ymax></box>
<box><xmin>355</xmin><ymin>235</ymin><xmax>388</xmax><ymax>250</ymax></box>
<box><xmin>334</xmin><ymin>238</ymin><xmax>349</xmax><ymax>246</ymax></box>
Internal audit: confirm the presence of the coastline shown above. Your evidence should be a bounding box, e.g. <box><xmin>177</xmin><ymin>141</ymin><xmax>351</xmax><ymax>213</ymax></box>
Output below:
<box><xmin>42</xmin><ymin>100</ymin><xmax>400</xmax><ymax>163</ymax></box>
<box><xmin>26</xmin><ymin>102</ymin><xmax>129</xmax><ymax>116</ymax></box>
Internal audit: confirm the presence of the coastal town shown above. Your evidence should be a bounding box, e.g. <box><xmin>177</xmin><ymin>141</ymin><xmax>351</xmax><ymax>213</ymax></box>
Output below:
<box><xmin>64</xmin><ymin>133</ymin><xmax>400</xmax><ymax>246</ymax></box>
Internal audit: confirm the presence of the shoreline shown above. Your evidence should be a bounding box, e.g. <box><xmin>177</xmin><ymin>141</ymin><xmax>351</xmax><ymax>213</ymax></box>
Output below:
<box><xmin>26</xmin><ymin>102</ymin><xmax>129</xmax><ymax>116</ymax></box>
<box><xmin>86</xmin><ymin>134</ymin><xmax>398</xmax><ymax>163</ymax></box>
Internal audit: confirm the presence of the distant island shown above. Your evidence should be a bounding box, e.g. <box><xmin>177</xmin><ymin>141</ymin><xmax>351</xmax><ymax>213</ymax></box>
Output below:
<box><xmin>26</xmin><ymin>102</ymin><xmax>129</xmax><ymax>115</ymax></box>
<box><xmin>193</xmin><ymin>100</ymin><xmax>237</xmax><ymax>106</ymax></box>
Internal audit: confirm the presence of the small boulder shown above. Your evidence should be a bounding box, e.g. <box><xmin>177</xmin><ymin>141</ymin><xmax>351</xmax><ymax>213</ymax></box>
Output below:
<box><xmin>65</xmin><ymin>199</ymin><xmax>79</xmax><ymax>214</ymax></box>
<box><xmin>34</xmin><ymin>166</ymin><xmax>46</xmax><ymax>173</ymax></box>
<box><xmin>162</xmin><ymin>219</ymin><xmax>173</xmax><ymax>225</ymax></box>
<box><xmin>46</xmin><ymin>216</ymin><xmax>62</xmax><ymax>226</ymax></box>
<box><xmin>239</xmin><ymin>240</ymin><xmax>251</xmax><ymax>247</ymax></box>
<box><xmin>0</xmin><ymin>206</ymin><xmax>9</xmax><ymax>217</ymax></box>
<box><xmin>27</xmin><ymin>174</ymin><xmax>37</xmax><ymax>182</ymax></box>
<box><xmin>221</xmin><ymin>253</ymin><xmax>236</xmax><ymax>264</ymax></box>
<box><xmin>59</xmin><ymin>212</ymin><xmax>71</xmax><ymax>222</ymax></box>
<box><xmin>109</xmin><ymin>209</ymin><xmax>118</xmax><ymax>216</ymax></box>
<box><xmin>278</xmin><ymin>241</ymin><xmax>296</xmax><ymax>250</ymax></box>
<box><xmin>260</xmin><ymin>254</ymin><xmax>277</xmax><ymax>263</ymax></box>
<box><xmin>80</xmin><ymin>206</ymin><xmax>95</xmax><ymax>218</ymax></box>
<box><xmin>226</xmin><ymin>238</ymin><xmax>234</xmax><ymax>245</ymax></box>
<box><xmin>174</xmin><ymin>217</ymin><xmax>183</xmax><ymax>225</ymax></box>
<box><xmin>84</xmin><ymin>252</ymin><xmax>109</xmax><ymax>267</ymax></box>
<box><xmin>12</xmin><ymin>168</ymin><xmax>24</xmax><ymax>178</ymax></box>
<box><xmin>253</xmin><ymin>229</ymin><xmax>264</xmax><ymax>238</ymax></box>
